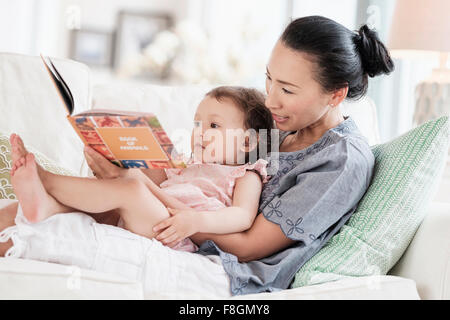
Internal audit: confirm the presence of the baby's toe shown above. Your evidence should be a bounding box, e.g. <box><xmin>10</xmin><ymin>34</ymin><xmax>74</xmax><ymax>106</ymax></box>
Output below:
<box><xmin>25</xmin><ymin>153</ymin><xmax>35</xmax><ymax>165</ymax></box>
<box><xmin>17</xmin><ymin>136</ymin><xmax>26</xmax><ymax>148</ymax></box>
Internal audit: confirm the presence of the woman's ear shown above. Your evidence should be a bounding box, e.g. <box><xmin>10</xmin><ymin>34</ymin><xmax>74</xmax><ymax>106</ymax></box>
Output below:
<box><xmin>329</xmin><ymin>86</ymin><xmax>348</xmax><ymax>107</ymax></box>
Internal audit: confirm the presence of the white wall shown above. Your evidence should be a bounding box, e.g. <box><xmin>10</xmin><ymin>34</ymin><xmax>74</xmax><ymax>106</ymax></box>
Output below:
<box><xmin>292</xmin><ymin>0</ymin><xmax>358</xmax><ymax>30</ymax></box>
<box><xmin>0</xmin><ymin>0</ymin><xmax>38</xmax><ymax>54</ymax></box>
<box><xmin>198</xmin><ymin>0</ymin><xmax>290</xmax><ymax>87</ymax></box>
<box><xmin>0</xmin><ymin>0</ymin><xmax>186</xmax><ymax>58</ymax></box>
<box><xmin>58</xmin><ymin>0</ymin><xmax>185</xmax><ymax>58</ymax></box>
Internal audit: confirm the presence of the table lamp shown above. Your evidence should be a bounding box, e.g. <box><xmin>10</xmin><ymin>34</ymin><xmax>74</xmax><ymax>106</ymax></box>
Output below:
<box><xmin>388</xmin><ymin>0</ymin><xmax>450</xmax><ymax>126</ymax></box>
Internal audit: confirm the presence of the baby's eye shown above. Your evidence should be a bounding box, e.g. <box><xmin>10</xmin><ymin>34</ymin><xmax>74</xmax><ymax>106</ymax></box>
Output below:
<box><xmin>210</xmin><ymin>123</ymin><xmax>219</xmax><ymax>128</ymax></box>
<box><xmin>282</xmin><ymin>88</ymin><xmax>293</xmax><ymax>94</ymax></box>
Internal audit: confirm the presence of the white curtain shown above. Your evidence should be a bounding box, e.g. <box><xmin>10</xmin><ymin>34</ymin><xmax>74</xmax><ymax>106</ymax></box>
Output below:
<box><xmin>0</xmin><ymin>0</ymin><xmax>37</xmax><ymax>54</ymax></box>
<box><xmin>291</xmin><ymin>0</ymin><xmax>358</xmax><ymax>30</ymax></box>
<box><xmin>0</xmin><ymin>0</ymin><xmax>63</xmax><ymax>57</ymax></box>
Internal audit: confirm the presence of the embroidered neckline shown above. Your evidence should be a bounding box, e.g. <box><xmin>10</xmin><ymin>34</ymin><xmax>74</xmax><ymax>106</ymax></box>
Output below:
<box><xmin>272</xmin><ymin>116</ymin><xmax>357</xmax><ymax>155</ymax></box>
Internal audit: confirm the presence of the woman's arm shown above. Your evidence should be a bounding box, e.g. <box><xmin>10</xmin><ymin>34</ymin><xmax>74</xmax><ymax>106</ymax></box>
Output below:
<box><xmin>190</xmin><ymin>213</ymin><xmax>296</xmax><ymax>262</ymax></box>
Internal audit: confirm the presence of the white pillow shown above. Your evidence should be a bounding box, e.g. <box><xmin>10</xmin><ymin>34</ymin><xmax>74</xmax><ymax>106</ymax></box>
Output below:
<box><xmin>0</xmin><ymin>53</ymin><xmax>91</xmax><ymax>175</ymax></box>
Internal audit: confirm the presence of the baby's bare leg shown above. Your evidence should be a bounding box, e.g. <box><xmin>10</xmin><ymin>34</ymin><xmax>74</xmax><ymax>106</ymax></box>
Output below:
<box><xmin>43</xmin><ymin>169</ymin><xmax>169</xmax><ymax>238</ymax></box>
<box><xmin>10</xmin><ymin>134</ymin><xmax>120</xmax><ymax>226</ymax></box>
<box><xmin>11</xmin><ymin>153</ymin><xmax>88</xmax><ymax>223</ymax></box>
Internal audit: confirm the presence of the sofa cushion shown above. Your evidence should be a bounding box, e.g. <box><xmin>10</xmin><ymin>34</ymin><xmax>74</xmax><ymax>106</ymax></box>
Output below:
<box><xmin>292</xmin><ymin>116</ymin><xmax>450</xmax><ymax>288</ymax></box>
<box><xmin>0</xmin><ymin>134</ymin><xmax>77</xmax><ymax>200</ymax></box>
<box><xmin>232</xmin><ymin>275</ymin><xmax>419</xmax><ymax>300</ymax></box>
<box><xmin>0</xmin><ymin>257</ymin><xmax>143</xmax><ymax>299</ymax></box>
<box><xmin>388</xmin><ymin>201</ymin><xmax>450</xmax><ymax>300</ymax></box>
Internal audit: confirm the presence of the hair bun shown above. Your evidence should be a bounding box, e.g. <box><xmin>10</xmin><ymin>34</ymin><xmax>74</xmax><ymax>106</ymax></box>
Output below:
<box><xmin>355</xmin><ymin>24</ymin><xmax>395</xmax><ymax>77</ymax></box>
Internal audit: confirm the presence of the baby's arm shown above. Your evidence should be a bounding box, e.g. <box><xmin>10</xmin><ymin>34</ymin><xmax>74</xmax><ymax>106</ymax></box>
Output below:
<box><xmin>154</xmin><ymin>171</ymin><xmax>263</xmax><ymax>244</ymax></box>
<box><xmin>195</xmin><ymin>171</ymin><xmax>263</xmax><ymax>234</ymax></box>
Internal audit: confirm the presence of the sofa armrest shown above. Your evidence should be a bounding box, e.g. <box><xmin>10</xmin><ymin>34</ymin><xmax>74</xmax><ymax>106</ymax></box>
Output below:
<box><xmin>388</xmin><ymin>201</ymin><xmax>450</xmax><ymax>299</ymax></box>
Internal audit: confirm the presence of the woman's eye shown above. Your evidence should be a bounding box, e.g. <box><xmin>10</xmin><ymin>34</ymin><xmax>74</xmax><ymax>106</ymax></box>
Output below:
<box><xmin>210</xmin><ymin>123</ymin><xmax>219</xmax><ymax>128</ymax></box>
<box><xmin>282</xmin><ymin>88</ymin><xmax>293</xmax><ymax>94</ymax></box>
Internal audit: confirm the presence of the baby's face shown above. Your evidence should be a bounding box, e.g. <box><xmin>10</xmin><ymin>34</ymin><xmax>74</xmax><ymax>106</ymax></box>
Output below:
<box><xmin>191</xmin><ymin>96</ymin><xmax>248</xmax><ymax>164</ymax></box>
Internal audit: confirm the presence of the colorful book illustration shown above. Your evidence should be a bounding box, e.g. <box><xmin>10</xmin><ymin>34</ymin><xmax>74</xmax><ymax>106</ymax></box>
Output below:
<box><xmin>40</xmin><ymin>54</ymin><xmax>186</xmax><ymax>169</ymax></box>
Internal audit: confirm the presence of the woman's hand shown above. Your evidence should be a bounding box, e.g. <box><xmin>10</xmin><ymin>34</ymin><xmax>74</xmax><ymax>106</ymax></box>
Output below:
<box><xmin>84</xmin><ymin>146</ymin><xmax>125</xmax><ymax>179</ymax></box>
<box><xmin>153</xmin><ymin>208</ymin><xmax>199</xmax><ymax>247</ymax></box>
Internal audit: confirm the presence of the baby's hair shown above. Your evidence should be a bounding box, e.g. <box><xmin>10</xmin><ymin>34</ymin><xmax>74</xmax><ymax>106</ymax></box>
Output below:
<box><xmin>205</xmin><ymin>86</ymin><xmax>273</xmax><ymax>163</ymax></box>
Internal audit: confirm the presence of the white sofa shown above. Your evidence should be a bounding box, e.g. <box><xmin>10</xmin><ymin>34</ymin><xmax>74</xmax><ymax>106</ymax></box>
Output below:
<box><xmin>0</xmin><ymin>52</ymin><xmax>449</xmax><ymax>300</ymax></box>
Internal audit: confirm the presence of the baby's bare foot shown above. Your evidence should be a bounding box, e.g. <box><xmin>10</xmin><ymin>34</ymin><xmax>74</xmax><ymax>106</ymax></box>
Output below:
<box><xmin>10</xmin><ymin>154</ymin><xmax>27</xmax><ymax>177</ymax></box>
<box><xmin>9</xmin><ymin>133</ymin><xmax>48</xmax><ymax>182</ymax></box>
<box><xmin>9</xmin><ymin>133</ymin><xmax>28</xmax><ymax>163</ymax></box>
<box><xmin>11</xmin><ymin>153</ymin><xmax>55</xmax><ymax>223</ymax></box>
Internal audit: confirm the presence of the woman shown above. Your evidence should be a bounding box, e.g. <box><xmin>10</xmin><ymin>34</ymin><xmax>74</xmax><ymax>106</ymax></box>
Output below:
<box><xmin>0</xmin><ymin>16</ymin><xmax>394</xmax><ymax>296</ymax></box>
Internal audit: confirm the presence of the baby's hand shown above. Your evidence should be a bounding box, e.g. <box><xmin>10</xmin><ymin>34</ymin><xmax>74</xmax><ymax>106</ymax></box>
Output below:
<box><xmin>153</xmin><ymin>208</ymin><xmax>199</xmax><ymax>247</ymax></box>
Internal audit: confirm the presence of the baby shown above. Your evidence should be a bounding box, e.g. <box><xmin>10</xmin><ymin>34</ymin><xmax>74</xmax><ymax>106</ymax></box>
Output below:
<box><xmin>9</xmin><ymin>86</ymin><xmax>274</xmax><ymax>251</ymax></box>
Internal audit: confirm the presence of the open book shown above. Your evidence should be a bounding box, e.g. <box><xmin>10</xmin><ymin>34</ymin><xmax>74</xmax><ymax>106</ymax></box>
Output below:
<box><xmin>40</xmin><ymin>54</ymin><xmax>186</xmax><ymax>169</ymax></box>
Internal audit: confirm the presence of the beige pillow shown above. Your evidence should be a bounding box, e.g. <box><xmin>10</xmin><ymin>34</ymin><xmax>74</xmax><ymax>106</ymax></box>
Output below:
<box><xmin>0</xmin><ymin>134</ymin><xmax>77</xmax><ymax>199</ymax></box>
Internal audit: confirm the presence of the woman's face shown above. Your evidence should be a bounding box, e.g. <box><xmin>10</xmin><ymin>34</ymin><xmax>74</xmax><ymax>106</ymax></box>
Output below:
<box><xmin>265</xmin><ymin>41</ymin><xmax>333</xmax><ymax>132</ymax></box>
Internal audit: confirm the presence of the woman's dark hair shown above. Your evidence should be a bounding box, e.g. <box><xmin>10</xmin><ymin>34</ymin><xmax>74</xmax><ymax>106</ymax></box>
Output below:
<box><xmin>205</xmin><ymin>86</ymin><xmax>273</xmax><ymax>163</ymax></box>
<box><xmin>280</xmin><ymin>16</ymin><xmax>394</xmax><ymax>100</ymax></box>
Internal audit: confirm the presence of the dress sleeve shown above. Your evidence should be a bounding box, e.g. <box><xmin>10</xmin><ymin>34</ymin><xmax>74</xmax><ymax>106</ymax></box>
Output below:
<box><xmin>230</xmin><ymin>159</ymin><xmax>270</xmax><ymax>182</ymax></box>
<box><xmin>262</xmin><ymin>138</ymin><xmax>374</xmax><ymax>245</ymax></box>
<box><xmin>225</xmin><ymin>159</ymin><xmax>270</xmax><ymax>197</ymax></box>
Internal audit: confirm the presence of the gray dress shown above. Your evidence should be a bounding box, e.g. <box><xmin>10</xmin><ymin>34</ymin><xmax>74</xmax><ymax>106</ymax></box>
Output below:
<box><xmin>197</xmin><ymin>117</ymin><xmax>375</xmax><ymax>295</ymax></box>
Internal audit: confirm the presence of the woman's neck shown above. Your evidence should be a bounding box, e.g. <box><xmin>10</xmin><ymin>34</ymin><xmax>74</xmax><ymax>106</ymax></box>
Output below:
<box><xmin>291</xmin><ymin>108</ymin><xmax>345</xmax><ymax>149</ymax></box>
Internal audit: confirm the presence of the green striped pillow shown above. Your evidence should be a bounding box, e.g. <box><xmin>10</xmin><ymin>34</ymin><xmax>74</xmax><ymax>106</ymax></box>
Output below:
<box><xmin>292</xmin><ymin>116</ymin><xmax>450</xmax><ymax>287</ymax></box>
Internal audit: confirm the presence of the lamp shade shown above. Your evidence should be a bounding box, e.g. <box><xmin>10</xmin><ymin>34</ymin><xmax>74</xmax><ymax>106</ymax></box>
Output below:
<box><xmin>389</xmin><ymin>0</ymin><xmax>450</xmax><ymax>57</ymax></box>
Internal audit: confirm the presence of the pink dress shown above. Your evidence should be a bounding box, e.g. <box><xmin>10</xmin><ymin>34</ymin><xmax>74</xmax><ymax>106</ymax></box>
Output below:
<box><xmin>160</xmin><ymin>158</ymin><xmax>270</xmax><ymax>252</ymax></box>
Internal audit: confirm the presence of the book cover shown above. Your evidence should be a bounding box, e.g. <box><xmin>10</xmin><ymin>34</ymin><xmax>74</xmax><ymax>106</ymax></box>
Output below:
<box><xmin>40</xmin><ymin>54</ymin><xmax>186</xmax><ymax>169</ymax></box>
